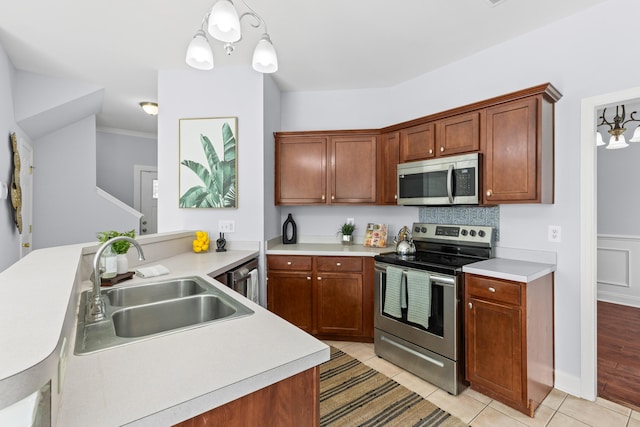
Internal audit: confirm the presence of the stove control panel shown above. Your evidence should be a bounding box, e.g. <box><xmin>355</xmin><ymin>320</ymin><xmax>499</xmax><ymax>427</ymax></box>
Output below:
<box><xmin>412</xmin><ymin>223</ymin><xmax>494</xmax><ymax>245</ymax></box>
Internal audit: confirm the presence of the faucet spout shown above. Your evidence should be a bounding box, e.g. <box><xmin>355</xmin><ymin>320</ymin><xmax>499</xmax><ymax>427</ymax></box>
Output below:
<box><xmin>87</xmin><ymin>236</ymin><xmax>146</xmax><ymax>322</ymax></box>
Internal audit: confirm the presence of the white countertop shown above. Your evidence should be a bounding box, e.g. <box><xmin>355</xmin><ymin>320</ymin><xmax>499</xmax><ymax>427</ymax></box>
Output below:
<box><xmin>0</xmin><ymin>234</ymin><xmax>329</xmax><ymax>426</ymax></box>
<box><xmin>462</xmin><ymin>257</ymin><xmax>556</xmax><ymax>282</ymax></box>
<box><xmin>267</xmin><ymin>242</ymin><xmax>390</xmax><ymax>256</ymax></box>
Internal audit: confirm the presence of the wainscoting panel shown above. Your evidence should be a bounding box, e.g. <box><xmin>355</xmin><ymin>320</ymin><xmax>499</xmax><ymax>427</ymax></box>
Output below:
<box><xmin>597</xmin><ymin>235</ymin><xmax>640</xmax><ymax>308</ymax></box>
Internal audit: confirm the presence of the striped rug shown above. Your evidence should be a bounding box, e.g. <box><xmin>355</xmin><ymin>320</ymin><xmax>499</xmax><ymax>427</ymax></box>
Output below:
<box><xmin>320</xmin><ymin>347</ymin><xmax>468</xmax><ymax>427</ymax></box>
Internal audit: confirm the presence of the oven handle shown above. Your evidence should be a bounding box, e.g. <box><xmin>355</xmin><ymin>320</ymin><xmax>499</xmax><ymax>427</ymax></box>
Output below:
<box><xmin>374</xmin><ymin>264</ymin><xmax>455</xmax><ymax>286</ymax></box>
<box><xmin>380</xmin><ymin>335</ymin><xmax>445</xmax><ymax>368</ymax></box>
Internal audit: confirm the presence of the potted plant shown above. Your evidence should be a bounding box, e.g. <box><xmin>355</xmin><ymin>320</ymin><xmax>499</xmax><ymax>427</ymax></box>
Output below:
<box><xmin>96</xmin><ymin>229</ymin><xmax>136</xmax><ymax>275</ymax></box>
<box><xmin>338</xmin><ymin>223</ymin><xmax>356</xmax><ymax>245</ymax></box>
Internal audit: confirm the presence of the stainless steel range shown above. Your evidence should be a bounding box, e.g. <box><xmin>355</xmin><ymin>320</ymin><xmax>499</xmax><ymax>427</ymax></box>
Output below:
<box><xmin>374</xmin><ymin>222</ymin><xmax>494</xmax><ymax>395</ymax></box>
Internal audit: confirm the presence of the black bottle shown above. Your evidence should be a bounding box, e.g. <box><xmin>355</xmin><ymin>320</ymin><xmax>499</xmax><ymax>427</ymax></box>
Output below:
<box><xmin>282</xmin><ymin>213</ymin><xmax>297</xmax><ymax>244</ymax></box>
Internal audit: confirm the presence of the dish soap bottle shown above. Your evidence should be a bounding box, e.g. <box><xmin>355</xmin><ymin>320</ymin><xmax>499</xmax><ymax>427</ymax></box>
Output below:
<box><xmin>282</xmin><ymin>213</ymin><xmax>297</xmax><ymax>244</ymax></box>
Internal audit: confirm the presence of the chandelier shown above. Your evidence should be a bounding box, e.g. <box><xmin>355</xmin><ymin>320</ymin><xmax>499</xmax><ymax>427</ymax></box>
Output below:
<box><xmin>185</xmin><ymin>0</ymin><xmax>278</xmax><ymax>73</ymax></box>
<box><xmin>596</xmin><ymin>104</ymin><xmax>640</xmax><ymax>149</ymax></box>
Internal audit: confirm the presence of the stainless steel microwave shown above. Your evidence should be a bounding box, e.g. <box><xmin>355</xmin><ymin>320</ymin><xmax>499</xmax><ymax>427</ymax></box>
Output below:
<box><xmin>397</xmin><ymin>153</ymin><xmax>481</xmax><ymax>206</ymax></box>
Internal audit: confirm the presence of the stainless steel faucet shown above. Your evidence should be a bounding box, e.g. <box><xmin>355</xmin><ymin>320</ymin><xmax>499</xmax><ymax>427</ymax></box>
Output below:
<box><xmin>87</xmin><ymin>236</ymin><xmax>146</xmax><ymax>322</ymax></box>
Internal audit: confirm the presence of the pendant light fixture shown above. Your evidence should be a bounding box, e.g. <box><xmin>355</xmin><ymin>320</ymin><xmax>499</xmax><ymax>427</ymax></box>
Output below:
<box><xmin>186</xmin><ymin>0</ymin><xmax>278</xmax><ymax>73</ymax></box>
<box><xmin>597</xmin><ymin>104</ymin><xmax>640</xmax><ymax>149</ymax></box>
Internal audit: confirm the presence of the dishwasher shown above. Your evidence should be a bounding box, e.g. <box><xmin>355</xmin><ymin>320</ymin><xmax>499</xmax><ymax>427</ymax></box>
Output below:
<box><xmin>209</xmin><ymin>258</ymin><xmax>259</xmax><ymax>302</ymax></box>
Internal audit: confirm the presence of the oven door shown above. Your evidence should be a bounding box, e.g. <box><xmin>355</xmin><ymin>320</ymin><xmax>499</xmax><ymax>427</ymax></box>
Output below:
<box><xmin>374</xmin><ymin>262</ymin><xmax>460</xmax><ymax>360</ymax></box>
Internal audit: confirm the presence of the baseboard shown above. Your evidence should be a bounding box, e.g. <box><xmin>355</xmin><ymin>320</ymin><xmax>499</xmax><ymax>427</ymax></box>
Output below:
<box><xmin>554</xmin><ymin>369</ymin><xmax>586</xmax><ymax>400</ymax></box>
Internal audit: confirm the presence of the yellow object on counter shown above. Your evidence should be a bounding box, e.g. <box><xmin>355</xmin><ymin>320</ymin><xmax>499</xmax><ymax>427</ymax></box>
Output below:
<box><xmin>192</xmin><ymin>230</ymin><xmax>210</xmax><ymax>253</ymax></box>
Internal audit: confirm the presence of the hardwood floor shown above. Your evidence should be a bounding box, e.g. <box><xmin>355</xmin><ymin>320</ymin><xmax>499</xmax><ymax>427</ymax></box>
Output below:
<box><xmin>597</xmin><ymin>300</ymin><xmax>640</xmax><ymax>411</ymax></box>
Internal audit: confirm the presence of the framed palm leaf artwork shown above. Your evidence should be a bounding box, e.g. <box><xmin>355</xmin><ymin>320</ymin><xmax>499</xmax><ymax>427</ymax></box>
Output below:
<box><xmin>179</xmin><ymin>117</ymin><xmax>237</xmax><ymax>208</ymax></box>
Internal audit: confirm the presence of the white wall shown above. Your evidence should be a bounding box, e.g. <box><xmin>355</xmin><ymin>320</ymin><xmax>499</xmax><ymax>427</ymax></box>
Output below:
<box><xmin>96</xmin><ymin>130</ymin><xmax>157</xmax><ymax>207</ymax></box>
<box><xmin>279</xmin><ymin>0</ymin><xmax>640</xmax><ymax>396</ymax></box>
<box><xmin>262</xmin><ymin>75</ymin><xmax>281</xmax><ymax>241</ymax></box>
<box><xmin>33</xmin><ymin>116</ymin><xmax>140</xmax><ymax>248</ymax></box>
<box><xmin>0</xmin><ymin>43</ymin><xmax>26</xmax><ymax>272</ymax></box>
<box><xmin>157</xmin><ymin>67</ymin><xmax>265</xmax><ymax>242</ymax></box>
<box><xmin>597</xmin><ymin>126</ymin><xmax>640</xmax><ymax>235</ymax></box>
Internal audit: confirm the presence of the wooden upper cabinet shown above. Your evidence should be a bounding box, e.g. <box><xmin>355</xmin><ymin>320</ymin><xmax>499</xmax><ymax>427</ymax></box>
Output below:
<box><xmin>484</xmin><ymin>95</ymin><xmax>554</xmax><ymax>204</ymax></box>
<box><xmin>378</xmin><ymin>131</ymin><xmax>400</xmax><ymax>205</ymax></box>
<box><xmin>330</xmin><ymin>135</ymin><xmax>377</xmax><ymax>204</ymax></box>
<box><xmin>436</xmin><ymin>111</ymin><xmax>481</xmax><ymax>156</ymax></box>
<box><xmin>399</xmin><ymin>122</ymin><xmax>435</xmax><ymax>162</ymax></box>
<box><xmin>275</xmin><ymin>136</ymin><xmax>327</xmax><ymax>205</ymax></box>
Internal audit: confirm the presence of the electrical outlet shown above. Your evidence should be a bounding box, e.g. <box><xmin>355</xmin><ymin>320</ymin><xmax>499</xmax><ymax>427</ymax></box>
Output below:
<box><xmin>347</xmin><ymin>218</ymin><xmax>355</xmax><ymax>225</ymax></box>
<box><xmin>219</xmin><ymin>220</ymin><xmax>235</xmax><ymax>233</ymax></box>
<box><xmin>548</xmin><ymin>225</ymin><xmax>561</xmax><ymax>242</ymax></box>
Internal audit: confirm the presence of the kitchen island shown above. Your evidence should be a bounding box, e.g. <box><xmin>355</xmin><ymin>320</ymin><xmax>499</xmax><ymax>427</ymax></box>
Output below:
<box><xmin>0</xmin><ymin>231</ymin><xmax>328</xmax><ymax>426</ymax></box>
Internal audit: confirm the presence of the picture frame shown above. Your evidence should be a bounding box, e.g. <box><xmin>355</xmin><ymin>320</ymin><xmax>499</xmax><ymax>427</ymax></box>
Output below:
<box><xmin>178</xmin><ymin>117</ymin><xmax>238</xmax><ymax>208</ymax></box>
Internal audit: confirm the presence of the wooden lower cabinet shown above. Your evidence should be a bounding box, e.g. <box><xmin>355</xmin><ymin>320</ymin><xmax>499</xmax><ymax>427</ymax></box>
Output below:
<box><xmin>267</xmin><ymin>255</ymin><xmax>374</xmax><ymax>342</ymax></box>
<box><xmin>174</xmin><ymin>366</ymin><xmax>319</xmax><ymax>427</ymax></box>
<box><xmin>465</xmin><ymin>273</ymin><xmax>554</xmax><ymax>417</ymax></box>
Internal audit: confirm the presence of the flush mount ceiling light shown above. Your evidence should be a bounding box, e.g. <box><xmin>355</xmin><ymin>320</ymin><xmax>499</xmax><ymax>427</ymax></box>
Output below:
<box><xmin>185</xmin><ymin>0</ymin><xmax>278</xmax><ymax>73</ymax></box>
<box><xmin>597</xmin><ymin>104</ymin><xmax>640</xmax><ymax>149</ymax></box>
<box><xmin>139</xmin><ymin>102</ymin><xmax>158</xmax><ymax>115</ymax></box>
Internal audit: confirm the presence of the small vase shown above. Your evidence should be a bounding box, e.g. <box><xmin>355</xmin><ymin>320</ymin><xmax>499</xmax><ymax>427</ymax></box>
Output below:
<box><xmin>342</xmin><ymin>234</ymin><xmax>353</xmax><ymax>245</ymax></box>
<box><xmin>116</xmin><ymin>254</ymin><xmax>128</xmax><ymax>274</ymax></box>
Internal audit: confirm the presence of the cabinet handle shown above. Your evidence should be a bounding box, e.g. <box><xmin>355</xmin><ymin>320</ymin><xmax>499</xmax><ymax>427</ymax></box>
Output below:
<box><xmin>287</xmin><ymin>261</ymin><xmax>292</xmax><ymax>265</ymax></box>
<box><xmin>428</xmin><ymin>149</ymin><xmax>433</xmax><ymax>154</ymax></box>
<box><xmin>468</xmin><ymin>302</ymin><xmax>472</xmax><ymax>309</ymax></box>
<box><xmin>394</xmin><ymin>195</ymin><xmax>397</xmax><ymax>200</ymax></box>
<box><xmin>307</xmin><ymin>276</ymin><xmax>311</xmax><ymax>280</ymax></box>
<box><xmin>440</xmin><ymin>147</ymin><xmax>444</xmax><ymax>152</ymax></box>
<box><xmin>322</xmin><ymin>194</ymin><xmax>326</xmax><ymax>200</ymax></box>
<box><xmin>317</xmin><ymin>276</ymin><xmax>322</xmax><ymax>280</ymax></box>
<box><xmin>486</xmin><ymin>190</ymin><xmax>492</xmax><ymax>197</ymax></box>
<box><xmin>336</xmin><ymin>262</ymin><xmax>341</xmax><ymax>266</ymax></box>
<box><xmin>488</xmin><ymin>287</ymin><xmax>496</xmax><ymax>293</ymax></box>
<box><xmin>331</xmin><ymin>195</ymin><xmax>335</xmax><ymax>200</ymax></box>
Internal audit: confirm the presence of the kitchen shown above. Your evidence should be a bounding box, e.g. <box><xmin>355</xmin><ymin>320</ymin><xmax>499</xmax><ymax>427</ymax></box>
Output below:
<box><xmin>1</xmin><ymin>0</ymin><xmax>640</xmax><ymax>425</ymax></box>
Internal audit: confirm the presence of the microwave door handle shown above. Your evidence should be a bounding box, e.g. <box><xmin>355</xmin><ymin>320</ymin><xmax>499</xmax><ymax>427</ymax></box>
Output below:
<box><xmin>446</xmin><ymin>164</ymin><xmax>454</xmax><ymax>203</ymax></box>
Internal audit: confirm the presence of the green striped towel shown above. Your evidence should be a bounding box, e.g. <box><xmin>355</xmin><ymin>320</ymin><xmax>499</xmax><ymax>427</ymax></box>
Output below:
<box><xmin>384</xmin><ymin>266</ymin><xmax>404</xmax><ymax>318</ymax></box>
<box><xmin>406</xmin><ymin>270</ymin><xmax>431</xmax><ymax>328</ymax></box>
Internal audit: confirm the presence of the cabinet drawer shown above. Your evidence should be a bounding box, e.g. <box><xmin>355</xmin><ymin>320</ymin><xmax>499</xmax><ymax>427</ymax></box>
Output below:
<box><xmin>268</xmin><ymin>256</ymin><xmax>312</xmax><ymax>271</ymax></box>
<box><xmin>316</xmin><ymin>256</ymin><xmax>363</xmax><ymax>272</ymax></box>
<box><xmin>467</xmin><ymin>275</ymin><xmax>521</xmax><ymax>306</ymax></box>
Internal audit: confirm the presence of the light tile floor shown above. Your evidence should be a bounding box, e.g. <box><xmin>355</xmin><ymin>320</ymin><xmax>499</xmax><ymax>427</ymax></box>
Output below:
<box><xmin>325</xmin><ymin>340</ymin><xmax>640</xmax><ymax>427</ymax></box>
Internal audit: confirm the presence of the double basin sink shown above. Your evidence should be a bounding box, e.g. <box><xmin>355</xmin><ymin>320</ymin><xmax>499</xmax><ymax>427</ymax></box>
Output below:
<box><xmin>74</xmin><ymin>276</ymin><xmax>254</xmax><ymax>354</ymax></box>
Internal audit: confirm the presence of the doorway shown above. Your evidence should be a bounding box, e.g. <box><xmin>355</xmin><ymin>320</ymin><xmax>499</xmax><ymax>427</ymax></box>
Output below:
<box><xmin>134</xmin><ymin>165</ymin><xmax>158</xmax><ymax>235</ymax></box>
<box><xmin>580</xmin><ymin>85</ymin><xmax>640</xmax><ymax>402</ymax></box>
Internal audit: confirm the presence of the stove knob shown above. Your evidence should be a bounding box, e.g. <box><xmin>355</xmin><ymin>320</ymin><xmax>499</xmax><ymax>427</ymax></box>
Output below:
<box><xmin>478</xmin><ymin>230</ymin><xmax>486</xmax><ymax>238</ymax></box>
<box><xmin>469</xmin><ymin>230</ymin><xmax>476</xmax><ymax>237</ymax></box>
<box><xmin>421</xmin><ymin>227</ymin><xmax>427</xmax><ymax>233</ymax></box>
<box><xmin>461</xmin><ymin>229</ymin><xmax>468</xmax><ymax>236</ymax></box>
<box><xmin>414</xmin><ymin>226</ymin><xmax>420</xmax><ymax>233</ymax></box>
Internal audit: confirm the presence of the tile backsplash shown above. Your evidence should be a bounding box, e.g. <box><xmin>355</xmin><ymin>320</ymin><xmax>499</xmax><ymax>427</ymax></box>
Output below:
<box><xmin>419</xmin><ymin>206</ymin><xmax>500</xmax><ymax>241</ymax></box>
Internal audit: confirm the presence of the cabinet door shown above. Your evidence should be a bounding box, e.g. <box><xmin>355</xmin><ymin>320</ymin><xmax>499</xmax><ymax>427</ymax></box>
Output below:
<box><xmin>484</xmin><ymin>97</ymin><xmax>539</xmax><ymax>203</ymax></box>
<box><xmin>267</xmin><ymin>272</ymin><xmax>313</xmax><ymax>333</ymax></box>
<box><xmin>329</xmin><ymin>135</ymin><xmax>377</xmax><ymax>204</ymax></box>
<box><xmin>436</xmin><ymin>111</ymin><xmax>480</xmax><ymax>156</ymax></box>
<box><xmin>316</xmin><ymin>273</ymin><xmax>364</xmax><ymax>336</ymax></box>
<box><xmin>466</xmin><ymin>297</ymin><xmax>524</xmax><ymax>404</ymax></box>
<box><xmin>275</xmin><ymin>136</ymin><xmax>327</xmax><ymax>205</ymax></box>
<box><xmin>378</xmin><ymin>131</ymin><xmax>400</xmax><ymax>204</ymax></box>
<box><xmin>399</xmin><ymin>122</ymin><xmax>435</xmax><ymax>162</ymax></box>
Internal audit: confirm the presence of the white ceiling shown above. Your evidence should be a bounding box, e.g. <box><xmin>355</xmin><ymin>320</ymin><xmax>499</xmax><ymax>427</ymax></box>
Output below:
<box><xmin>0</xmin><ymin>0</ymin><xmax>607</xmax><ymax>136</ymax></box>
